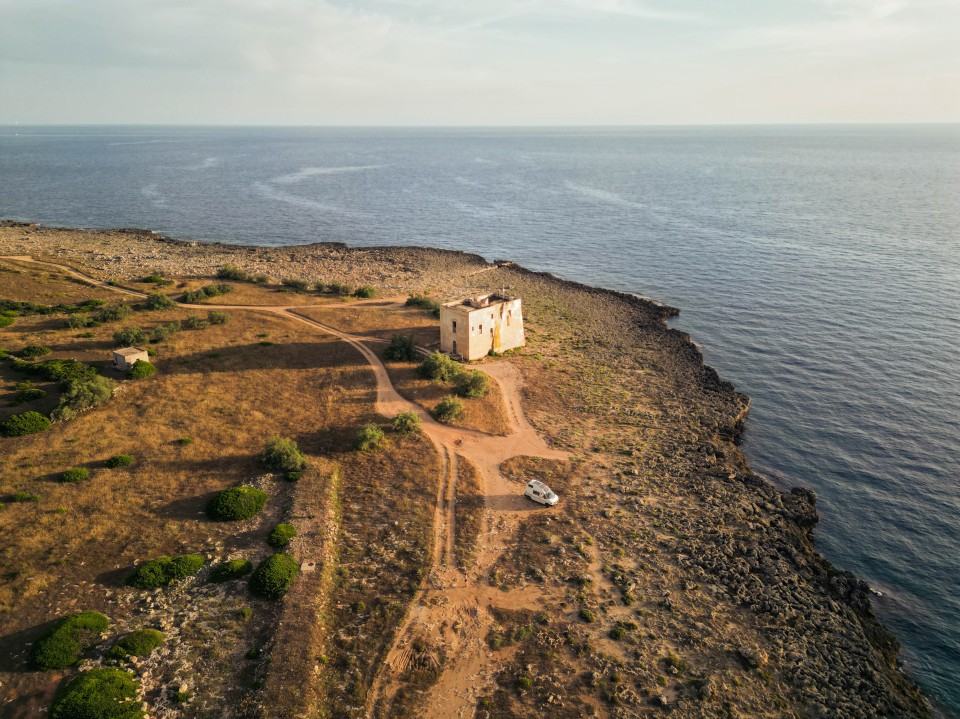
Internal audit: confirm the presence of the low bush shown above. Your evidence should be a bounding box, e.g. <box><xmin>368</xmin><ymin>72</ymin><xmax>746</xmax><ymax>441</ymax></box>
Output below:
<box><xmin>1</xmin><ymin>411</ymin><xmax>51</xmax><ymax>437</ymax></box>
<box><xmin>15</xmin><ymin>358</ymin><xmax>98</xmax><ymax>384</ymax></box>
<box><xmin>113</xmin><ymin>327</ymin><xmax>147</xmax><ymax>347</ymax></box>
<box><xmin>127</xmin><ymin>360</ymin><xmax>156</xmax><ymax>380</ymax></box>
<box><xmin>183</xmin><ymin>315</ymin><xmax>209</xmax><ymax>330</ymax></box>
<box><xmin>281</xmin><ymin>278</ymin><xmax>310</xmax><ymax>292</ymax></box>
<box><xmin>105</xmin><ymin>454</ymin><xmax>133</xmax><ymax>468</ymax></box>
<box><xmin>250</xmin><ymin>553</ymin><xmax>299</xmax><ymax>600</ymax></box>
<box><xmin>268</xmin><ymin>523</ymin><xmax>297</xmax><ymax>548</ymax></box>
<box><xmin>13</xmin><ymin>381</ymin><xmax>46</xmax><ymax>404</ymax></box>
<box><xmin>353</xmin><ymin>285</ymin><xmax>376</xmax><ymax>299</ymax></box>
<box><xmin>210</xmin><ymin>558</ymin><xmax>253</xmax><ymax>582</ymax></box>
<box><xmin>49</xmin><ymin>668</ymin><xmax>143</xmax><ymax>719</ymax></box>
<box><xmin>433</xmin><ymin>396</ymin><xmax>464</xmax><ymax>423</ymax></box>
<box><xmin>181</xmin><ymin>283</ymin><xmax>233</xmax><ymax>303</ymax></box>
<box><xmin>354</xmin><ymin>424</ymin><xmax>385</xmax><ymax>452</ymax></box>
<box><xmin>149</xmin><ymin>321</ymin><xmax>181</xmax><ymax>343</ymax></box>
<box><xmin>144</xmin><ymin>293</ymin><xmax>175</xmax><ymax>310</ymax></box>
<box><xmin>392</xmin><ymin>411</ymin><xmax>421</xmax><ymax>434</ymax></box>
<box><xmin>61</xmin><ymin>468</ymin><xmax>89</xmax><ymax>483</ymax></box>
<box><xmin>313</xmin><ymin>281</ymin><xmax>327</xmax><ymax>292</ymax></box>
<box><xmin>326</xmin><ymin>282</ymin><xmax>351</xmax><ymax>296</ymax></box>
<box><xmin>457</xmin><ymin>370</ymin><xmax>489</xmax><ymax>398</ymax></box>
<box><xmin>0</xmin><ymin>315</ymin><xmax>13</xmax><ymax>328</ymax></box>
<box><xmin>405</xmin><ymin>294</ymin><xmax>441</xmax><ymax>316</ymax></box>
<box><xmin>109</xmin><ymin>629</ymin><xmax>165</xmax><ymax>659</ymax></box>
<box><xmin>31</xmin><ymin>610</ymin><xmax>110</xmax><ymax>670</ymax></box>
<box><xmin>51</xmin><ymin>376</ymin><xmax>114</xmax><ymax>421</ymax></box>
<box><xmin>207</xmin><ymin>310</ymin><xmax>229</xmax><ymax>325</ymax></box>
<box><xmin>207</xmin><ymin>486</ymin><xmax>268</xmax><ymax>521</ymax></box>
<box><xmin>64</xmin><ymin>314</ymin><xmax>94</xmax><ymax>329</ymax></box>
<box><xmin>418</xmin><ymin>351</ymin><xmax>461</xmax><ymax>382</ymax></box>
<box><xmin>384</xmin><ymin>334</ymin><xmax>418</xmax><ymax>362</ymax></box>
<box><xmin>259</xmin><ymin>436</ymin><xmax>307</xmax><ymax>474</ymax></box>
<box><xmin>578</xmin><ymin>608</ymin><xmax>596</xmax><ymax>623</ymax></box>
<box><xmin>12</xmin><ymin>491</ymin><xmax>40</xmax><ymax>502</ymax></box>
<box><xmin>142</xmin><ymin>274</ymin><xmax>166</xmax><ymax>284</ymax></box>
<box><xmin>217</xmin><ymin>265</ymin><xmax>255</xmax><ymax>282</ymax></box>
<box><xmin>126</xmin><ymin>554</ymin><xmax>205</xmax><ymax>589</ymax></box>
<box><xmin>93</xmin><ymin>304</ymin><xmax>133</xmax><ymax>323</ymax></box>
<box><xmin>16</xmin><ymin>345</ymin><xmax>52</xmax><ymax>360</ymax></box>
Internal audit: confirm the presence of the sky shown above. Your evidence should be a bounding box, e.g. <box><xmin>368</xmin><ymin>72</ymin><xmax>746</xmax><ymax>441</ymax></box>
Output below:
<box><xmin>1</xmin><ymin>0</ymin><xmax>958</xmax><ymax>125</ymax></box>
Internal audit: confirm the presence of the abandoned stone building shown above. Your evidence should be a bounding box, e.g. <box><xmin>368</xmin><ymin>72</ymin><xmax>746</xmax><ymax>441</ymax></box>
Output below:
<box><xmin>439</xmin><ymin>293</ymin><xmax>525</xmax><ymax>360</ymax></box>
<box><xmin>112</xmin><ymin>346</ymin><xmax>149</xmax><ymax>371</ymax></box>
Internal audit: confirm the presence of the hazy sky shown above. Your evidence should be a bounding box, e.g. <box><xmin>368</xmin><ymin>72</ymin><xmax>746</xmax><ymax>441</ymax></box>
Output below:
<box><xmin>1</xmin><ymin>0</ymin><xmax>958</xmax><ymax>125</ymax></box>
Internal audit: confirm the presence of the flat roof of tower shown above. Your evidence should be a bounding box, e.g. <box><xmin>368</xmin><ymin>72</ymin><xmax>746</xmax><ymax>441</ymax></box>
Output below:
<box><xmin>442</xmin><ymin>293</ymin><xmax>518</xmax><ymax>311</ymax></box>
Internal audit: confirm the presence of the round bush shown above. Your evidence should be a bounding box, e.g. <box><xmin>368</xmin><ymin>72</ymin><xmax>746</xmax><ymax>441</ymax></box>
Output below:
<box><xmin>207</xmin><ymin>486</ymin><xmax>268</xmax><ymax>521</ymax></box>
<box><xmin>61</xmin><ymin>468</ymin><xmax>89</xmax><ymax>483</ymax></box>
<box><xmin>127</xmin><ymin>360</ymin><xmax>156</xmax><ymax>380</ymax></box>
<box><xmin>109</xmin><ymin>629</ymin><xmax>165</xmax><ymax>659</ymax></box>
<box><xmin>391</xmin><ymin>411</ymin><xmax>421</xmax><ymax>434</ymax></box>
<box><xmin>353</xmin><ymin>285</ymin><xmax>376</xmax><ymax>299</ymax></box>
<box><xmin>145</xmin><ymin>293</ymin><xmax>175</xmax><ymax>310</ymax></box>
<box><xmin>259</xmin><ymin>436</ymin><xmax>307</xmax><ymax>473</ymax></box>
<box><xmin>112</xmin><ymin>327</ymin><xmax>147</xmax><ymax>347</ymax></box>
<box><xmin>268</xmin><ymin>523</ymin><xmax>297</xmax><ymax>548</ymax></box>
<box><xmin>1</xmin><ymin>411</ymin><xmax>51</xmax><ymax>437</ymax></box>
<box><xmin>457</xmin><ymin>370</ymin><xmax>489</xmax><ymax>398</ymax></box>
<box><xmin>417</xmin><ymin>351</ymin><xmax>461</xmax><ymax>382</ymax></box>
<box><xmin>49</xmin><ymin>668</ymin><xmax>143</xmax><ymax>719</ymax></box>
<box><xmin>31</xmin><ymin>611</ymin><xmax>110</xmax><ymax>670</ymax></box>
<box><xmin>432</xmin><ymin>396</ymin><xmax>464</xmax><ymax>424</ymax></box>
<box><xmin>383</xmin><ymin>334</ymin><xmax>417</xmax><ymax>362</ymax></box>
<box><xmin>210</xmin><ymin>558</ymin><xmax>253</xmax><ymax>583</ymax></box>
<box><xmin>126</xmin><ymin>554</ymin><xmax>205</xmax><ymax>589</ymax></box>
<box><xmin>0</xmin><ymin>315</ymin><xmax>14</xmax><ymax>328</ymax></box>
<box><xmin>354</xmin><ymin>424</ymin><xmax>385</xmax><ymax>452</ymax></box>
<box><xmin>16</xmin><ymin>345</ymin><xmax>52</xmax><ymax>360</ymax></box>
<box><xmin>250</xmin><ymin>552</ymin><xmax>299</xmax><ymax>600</ymax></box>
<box><xmin>105</xmin><ymin>454</ymin><xmax>134</xmax><ymax>469</ymax></box>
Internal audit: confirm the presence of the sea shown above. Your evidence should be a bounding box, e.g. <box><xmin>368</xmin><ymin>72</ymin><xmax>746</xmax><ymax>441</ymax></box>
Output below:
<box><xmin>1</xmin><ymin>125</ymin><xmax>958</xmax><ymax>714</ymax></box>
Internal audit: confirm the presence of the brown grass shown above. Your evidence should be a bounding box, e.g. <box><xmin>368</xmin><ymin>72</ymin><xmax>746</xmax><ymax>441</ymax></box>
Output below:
<box><xmin>0</xmin><ymin>260</ymin><xmax>117</xmax><ymax>305</ymax></box>
<box><xmin>293</xmin><ymin>302</ymin><xmax>440</xmax><ymax>345</ymax></box>
<box><xmin>453</xmin><ymin>454</ymin><xmax>484</xmax><ymax>571</ymax></box>
<box><xmin>0</xmin><ymin>264</ymin><xmax>381</xmax><ymax>715</ymax></box>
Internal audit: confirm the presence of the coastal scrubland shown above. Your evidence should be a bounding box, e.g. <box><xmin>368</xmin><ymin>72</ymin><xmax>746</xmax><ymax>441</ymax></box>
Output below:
<box><xmin>0</xmin><ymin>221</ymin><xmax>930</xmax><ymax>719</ymax></box>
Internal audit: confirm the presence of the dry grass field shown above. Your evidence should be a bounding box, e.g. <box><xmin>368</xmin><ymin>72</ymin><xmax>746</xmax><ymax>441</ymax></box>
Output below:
<box><xmin>0</xmin><ymin>263</ymin><xmax>381</xmax><ymax>718</ymax></box>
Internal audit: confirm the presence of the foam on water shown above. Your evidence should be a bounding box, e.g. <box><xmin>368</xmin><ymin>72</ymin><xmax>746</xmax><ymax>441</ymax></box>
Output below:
<box><xmin>1</xmin><ymin>124</ymin><xmax>958</xmax><ymax>714</ymax></box>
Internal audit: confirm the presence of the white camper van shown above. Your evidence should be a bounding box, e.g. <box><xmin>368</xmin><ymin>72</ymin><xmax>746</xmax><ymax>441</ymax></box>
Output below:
<box><xmin>524</xmin><ymin>480</ymin><xmax>558</xmax><ymax>507</ymax></box>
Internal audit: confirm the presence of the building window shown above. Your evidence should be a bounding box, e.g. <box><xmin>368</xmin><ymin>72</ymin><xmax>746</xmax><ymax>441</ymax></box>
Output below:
<box><xmin>452</xmin><ymin>320</ymin><xmax>457</xmax><ymax>331</ymax></box>
<box><xmin>507</xmin><ymin>310</ymin><xmax>512</xmax><ymax>326</ymax></box>
<box><xmin>479</xmin><ymin>324</ymin><xmax>483</xmax><ymax>334</ymax></box>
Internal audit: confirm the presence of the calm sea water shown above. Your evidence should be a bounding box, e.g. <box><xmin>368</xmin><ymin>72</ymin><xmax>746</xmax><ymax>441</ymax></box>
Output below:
<box><xmin>1</xmin><ymin>126</ymin><xmax>958</xmax><ymax>713</ymax></box>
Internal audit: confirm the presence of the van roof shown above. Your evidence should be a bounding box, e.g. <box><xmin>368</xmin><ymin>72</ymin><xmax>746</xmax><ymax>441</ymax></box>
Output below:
<box><xmin>527</xmin><ymin>480</ymin><xmax>551</xmax><ymax>491</ymax></box>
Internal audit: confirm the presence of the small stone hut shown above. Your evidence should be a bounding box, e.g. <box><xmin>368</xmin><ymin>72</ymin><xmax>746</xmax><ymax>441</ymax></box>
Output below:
<box><xmin>112</xmin><ymin>347</ymin><xmax>149</xmax><ymax>371</ymax></box>
<box><xmin>439</xmin><ymin>293</ymin><xmax>525</xmax><ymax>360</ymax></box>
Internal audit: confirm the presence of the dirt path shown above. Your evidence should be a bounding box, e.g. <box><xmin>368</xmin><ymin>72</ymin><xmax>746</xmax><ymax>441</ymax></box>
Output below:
<box><xmin>4</xmin><ymin>255</ymin><xmax>569</xmax><ymax>717</ymax></box>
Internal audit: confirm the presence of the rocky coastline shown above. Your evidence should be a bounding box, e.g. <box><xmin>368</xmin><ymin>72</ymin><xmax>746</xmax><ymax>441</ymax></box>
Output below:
<box><xmin>0</xmin><ymin>219</ymin><xmax>931</xmax><ymax>717</ymax></box>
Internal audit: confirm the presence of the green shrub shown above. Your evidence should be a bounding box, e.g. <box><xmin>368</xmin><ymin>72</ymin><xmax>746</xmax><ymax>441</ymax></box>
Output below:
<box><xmin>1</xmin><ymin>411</ymin><xmax>51</xmax><ymax>437</ymax></box>
<box><xmin>578</xmin><ymin>608</ymin><xmax>597</xmax><ymax>623</ymax></box>
<box><xmin>432</xmin><ymin>396</ymin><xmax>464</xmax><ymax>424</ymax></box>
<box><xmin>268</xmin><ymin>523</ymin><xmax>297</xmax><ymax>548</ymax></box>
<box><xmin>13</xmin><ymin>382</ymin><xmax>46</xmax><ymax>404</ymax></box>
<box><xmin>384</xmin><ymin>334</ymin><xmax>418</xmax><ymax>362</ymax></box>
<box><xmin>457</xmin><ymin>370</ymin><xmax>489</xmax><ymax>398</ymax></box>
<box><xmin>17</xmin><ymin>358</ymin><xmax>98</xmax><ymax>384</ymax></box>
<box><xmin>112</xmin><ymin>327</ymin><xmax>147</xmax><ymax>347</ymax></box>
<box><xmin>259</xmin><ymin>436</ymin><xmax>307</xmax><ymax>474</ymax></box>
<box><xmin>417</xmin><ymin>351</ymin><xmax>461</xmax><ymax>382</ymax></box>
<box><xmin>61</xmin><ymin>468</ymin><xmax>89</xmax><ymax>483</ymax></box>
<box><xmin>126</xmin><ymin>554</ymin><xmax>205</xmax><ymax>589</ymax></box>
<box><xmin>64</xmin><ymin>314</ymin><xmax>94</xmax><ymax>329</ymax></box>
<box><xmin>181</xmin><ymin>283</ymin><xmax>233</xmax><ymax>303</ymax></box>
<box><xmin>217</xmin><ymin>266</ymin><xmax>254</xmax><ymax>282</ymax></box>
<box><xmin>31</xmin><ymin>611</ymin><xmax>110</xmax><ymax>670</ymax></box>
<box><xmin>127</xmin><ymin>360</ymin><xmax>156</xmax><ymax>380</ymax></box>
<box><xmin>609</xmin><ymin>625</ymin><xmax>626</xmax><ymax>640</ymax></box>
<box><xmin>250</xmin><ymin>553</ymin><xmax>299</xmax><ymax>600</ymax></box>
<box><xmin>207</xmin><ymin>486</ymin><xmax>268</xmax><ymax>521</ymax></box>
<box><xmin>354</xmin><ymin>424</ymin><xmax>385</xmax><ymax>452</ymax></box>
<box><xmin>93</xmin><ymin>304</ymin><xmax>133</xmax><ymax>323</ymax></box>
<box><xmin>109</xmin><ymin>629</ymin><xmax>165</xmax><ymax>659</ymax></box>
<box><xmin>326</xmin><ymin>282</ymin><xmax>351</xmax><ymax>296</ymax></box>
<box><xmin>210</xmin><ymin>558</ymin><xmax>253</xmax><ymax>582</ymax></box>
<box><xmin>175</xmin><ymin>437</ymin><xmax>193</xmax><ymax>445</ymax></box>
<box><xmin>392</xmin><ymin>411</ymin><xmax>421</xmax><ymax>434</ymax></box>
<box><xmin>281</xmin><ymin>278</ymin><xmax>310</xmax><ymax>292</ymax></box>
<box><xmin>353</xmin><ymin>285</ymin><xmax>376</xmax><ymax>299</ymax></box>
<box><xmin>142</xmin><ymin>274</ymin><xmax>166</xmax><ymax>284</ymax></box>
<box><xmin>144</xmin><ymin>293</ymin><xmax>175</xmax><ymax>310</ymax></box>
<box><xmin>105</xmin><ymin>454</ymin><xmax>133</xmax><ymax>468</ymax></box>
<box><xmin>149</xmin><ymin>321</ymin><xmax>180</xmax><ymax>343</ymax></box>
<box><xmin>0</xmin><ymin>315</ymin><xmax>13</xmax><ymax>328</ymax></box>
<box><xmin>207</xmin><ymin>310</ymin><xmax>229</xmax><ymax>325</ymax></box>
<box><xmin>183</xmin><ymin>315</ymin><xmax>209</xmax><ymax>330</ymax></box>
<box><xmin>254</xmin><ymin>274</ymin><xmax>269</xmax><ymax>284</ymax></box>
<box><xmin>51</xmin><ymin>376</ymin><xmax>115</xmax><ymax>421</ymax></box>
<box><xmin>16</xmin><ymin>345</ymin><xmax>52</xmax><ymax>360</ymax></box>
<box><xmin>12</xmin><ymin>491</ymin><xmax>40</xmax><ymax>502</ymax></box>
<box><xmin>313</xmin><ymin>281</ymin><xmax>327</xmax><ymax>292</ymax></box>
<box><xmin>405</xmin><ymin>294</ymin><xmax>441</xmax><ymax>316</ymax></box>
<box><xmin>49</xmin><ymin>668</ymin><xmax>143</xmax><ymax>719</ymax></box>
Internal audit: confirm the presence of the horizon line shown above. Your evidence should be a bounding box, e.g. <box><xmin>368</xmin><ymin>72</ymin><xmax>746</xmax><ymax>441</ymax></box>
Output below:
<box><xmin>1</xmin><ymin>121</ymin><xmax>959</xmax><ymax>129</ymax></box>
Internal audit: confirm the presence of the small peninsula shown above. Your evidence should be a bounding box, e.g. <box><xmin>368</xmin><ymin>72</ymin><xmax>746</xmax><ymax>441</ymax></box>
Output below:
<box><xmin>0</xmin><ymin>221</ymin><xmax>929</xmax><ymax>719</ymax></box>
